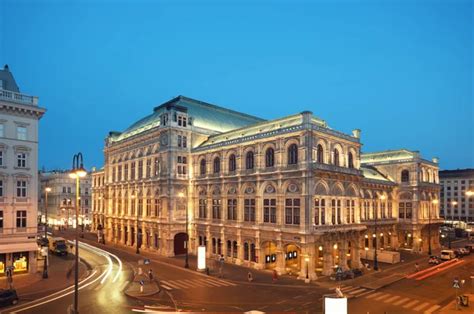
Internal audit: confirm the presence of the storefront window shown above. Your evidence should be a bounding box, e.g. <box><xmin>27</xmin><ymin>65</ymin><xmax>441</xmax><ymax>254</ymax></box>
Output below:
<box><xmin>12</xmin><ymin>252</ymin><xmax>28</xmax><ymax>273</ymax></box>
<box><xmin>0</xmin><ymin>254</ymin><xmax>5</xmax><ymax>275</ymax></box>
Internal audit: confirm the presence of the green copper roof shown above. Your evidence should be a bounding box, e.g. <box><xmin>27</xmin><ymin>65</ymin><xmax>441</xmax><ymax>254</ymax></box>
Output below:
<box><xmin>109</xmin><ymin>96</ymin><xmax>265</xmax><ymax>142</ymax></box>
<box><xmin>361</xmin><ymin>166</ymin><xmax>393</xmax><ymax>183</ymax></box>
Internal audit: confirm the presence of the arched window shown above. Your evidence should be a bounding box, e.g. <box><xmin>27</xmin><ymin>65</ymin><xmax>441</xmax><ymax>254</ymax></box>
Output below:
<box><xmin>348</xmin><ymin>152</ymin><xmax>354</xmax><ymax>168</ymax></box>
<box><xmin>317</xmin><ymin>144</ymin><xmax>324</xmax><ymax>163</ymax></box>
<box><xmin>265</xmin><ymin>148</ymin><xmax>274</xmax><ymax>167</ymax></box>
<box><xmin>228</xmin><ymin>154</ymin><xmax>236</xmax><ymax>172</ymax></box>
<box><xmin>334</xmin><ymin>149</ymin><xmax>340</xmax><ymax>166</ymax></box>
<box><xmin>288</xmin><ymin>144</ymin><xmax>298</xmax><ymax>165</ymax></box>
<box><xmin>213</xmin><ymin>157</ymin><xmax>220</xmax><ymax>173</ymax></box>
<box><xmin>246</xmin><ymin>151</ymin><xmax>254</xmax><ymax>169</ymax></box>
<box><xmin>200</xmin><ymin>159</ymin><xmax>206</xmax><ymax>175</ymax></box>
<box><xmin>401</xmin><ymin>170</ymin><xmax>409</xmax><ymax>183</ymax></box>
<box><xmin>426</xmin><ymin>171</ymin><xmax>430</xmax><ymax>183</ymax></box>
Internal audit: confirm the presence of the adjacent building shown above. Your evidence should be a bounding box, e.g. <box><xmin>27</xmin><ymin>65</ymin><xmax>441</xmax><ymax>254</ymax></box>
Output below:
<box><xmin>39</xmin><ymin>170</ymin><xmax>92</xmax><ymax>228</ymax></box>
<box><xmin>0</xmin><ymin>65</ymin><xmax>46</xmax><ymax>275</ymax></box>
<box><xmin>439</xmin><ymin>169</ymin><xmax>474</xmax><ymax>223</ymax></box>
<box><xmin>92</xmin><ymin>95</ymin><xmax>441</xmax><ymax>280</ymax></box>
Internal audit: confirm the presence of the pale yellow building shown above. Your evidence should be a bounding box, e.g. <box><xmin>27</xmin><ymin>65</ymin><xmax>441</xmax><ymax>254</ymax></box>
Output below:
<box><xmin>92</xmin><ymin>95</ymin><xmax>441</xmax><ymax>280</ymax></box>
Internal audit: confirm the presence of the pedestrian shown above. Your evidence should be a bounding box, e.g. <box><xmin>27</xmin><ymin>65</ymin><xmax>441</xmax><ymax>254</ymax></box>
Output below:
<box><xmin>148</xmin><ymin>269</ymin><xmax>154</xmax><ymax>282</ymax></box>
<box><xmin>247</xmin><ymin>271</ymin><xmax>253</xmax><ymax>282</ymax></box>
<box><xmin>272</xmin><ymin>269</ymin><xmax>278</xmax><ymax>283</ymax></box>
<box><xmin>415</xmin><ymin>262</ymin><xmax>419</xmax><ymax>273</ymax></box>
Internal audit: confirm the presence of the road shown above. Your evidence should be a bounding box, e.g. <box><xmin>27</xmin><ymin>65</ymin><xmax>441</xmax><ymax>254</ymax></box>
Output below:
<box><xmin>1</xmin><ymin>241</ymin><xmax>136</xmax><ymax>314</ymax></box>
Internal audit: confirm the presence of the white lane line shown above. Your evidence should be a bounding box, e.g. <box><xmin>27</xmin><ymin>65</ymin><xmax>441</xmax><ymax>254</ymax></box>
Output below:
<box><xmin>374</xmin><ymin>293</ymin><xmax>392</xmax><ymax>301</ymax></box>
<box><xmin>167</xmin><ymin>280</ymin><xmax>191</xmax><ymax>289</ymax></box>
<box><xmin>366</xmin><ymin>292</ymin><xmax>383</xmax><ymax>299</ymax></box>
<box><xmin>413</xmin><ymin>302</ymin><xmax>431</xmax><ymax>312</ymax></box>
<box><xmin>160</xmin><ymin>280</ymin><xmax>183</xmax><ymax>289</ymax></box>
<box><xmin>348</xmin><ymin>288</ymin><xmax>367</xmax><ymax>295</ymax></box>
<box><xmin>181</xmin><ymin>279</ymin><xmax>204</xmax><ymax>288</ymax></box>
<box><xmin>384</xmin><ymin>295</ymin><xmax>401</xmax><ymax>303</ymax></box>
<box><xmin>393</xmin><ymin>296</ymin><xmax>410</xmax><ymax>306</ymax></box>
<box><xmin>160</xmin><ymin>284</ymin><xmax>173</xmax><ymax>291</ymax></box>
<box><xmin>193</xmin><ymin>279</ymin><xmax>217</xmax><ymax>287</ymax></box>
<box><xmin>356</xmin><ymin>290</ymin><xmax>375</xmax><ymax>298</ymax></box>
<box><xmin>403</xmin><ymin>299</ymin><xmax>420</xmax><ymax>309</ymax></box>
<box><xmin>174</xmin><ymin>280</ymin><xmax>198</xmax><ymax>288</ymax></box>
<box><xmin>203</xmin><ymin>279</ymin><xmax>225</xmax><ymax>287</ymax></box>
<box><xmin>209</xmin><ymin>278</ymin><xmax>236</xmax><ymax>286</ymax></box>
<box><xmin>424</xmin><ymin>305</ymin><xmax>441</xmax><ymax>314</ymax></box>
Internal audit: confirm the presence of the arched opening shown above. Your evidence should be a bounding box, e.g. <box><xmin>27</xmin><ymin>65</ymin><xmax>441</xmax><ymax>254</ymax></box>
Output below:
<box><xmin>174</xmin><ymin>232</ymin><xmax>187</xmax><ymax>255</ymax></box>
<box><xmin>265</xmin><ymin>148</ymin><xmax>275</xmax><ymax>167</ymax></box>
<box><xmin>200</xmin><ymin>159</ymin><xmax>206</xmax><ymax>175</ymax></box>
<box><xmin>317</xmin><ymin>144</ymin><xmax>324</xmax><ymax>163</ymax></box>
<box><xmin>334</xmin><ymin>149</ymin><xmax>340</xmax><ymax>166</ymax></box>
<box><xmin>246</xmin><ymin>151</ymin><xmax>254</xmax><ymax>169</ymax></box>
<box><xmin>285</xmin><ymin>244</ymin><xmax>301</xmax><ymax>274</ymax></box>
<box><xmin>261</xmin><ymin>241</ymin><xmax>277</xmax><ymax>269</ymax></box>
<box><xmin>228</xmin><ymin>154</ymin><xmax>236</xmax><ymax>172</ymax></box>
<box><xmin>288</xmin><ymin>144</ymin><xmax>298</xmax><ymax>165</ymax></box>
<box><xmin>401</xmin><ymin>170</ymin><xmax>409</xmax><ymax>182</ymax></box>
<box><xmin>348</xmin><ymin>152</ymin><xmax>354</xmax><ymax>168</ymax></box>
<box><xmin>213</xmin><ymin>157</ymin><xmax>220</xmax><ymax>173</ymax></box>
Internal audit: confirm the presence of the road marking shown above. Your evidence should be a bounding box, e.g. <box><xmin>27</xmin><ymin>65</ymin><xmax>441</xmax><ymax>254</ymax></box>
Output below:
<box><xmin>424</xmin><ymin>305</ymin><xmax>441</xmax><ymax>314</ymax></box>
<box><xmin>393</xmin><ymin>296</ymin><xmax>410</xmax><ymax>306</ymax></box>
<box><xmin>189</xmin><ymin>279</ymin><xmax>215</xmax><ymax>287</ymax></box>
<box><xmin>173</xmin><ymin>280</ymin><xmax>197</xmax><ymax>288</ymax></box>
<box><xmin>204</xmin><ymin>279</ymin><xmax>226</xmax><ymax>287</ymax></box>
<box><xmin>348</xmin><ymin>288</ymin><xmax>367</xmax><ymax>296</ymax></box>
<box><xmin>384</xmin><ymin>295</ymin><xmax>401</xmax><ymax>303</ymax></box>
<box><xmin>342</xmin><ymin>286</ymin><xmax>360</xmax><ymax>293</ymax></box>
<box><xmin>160</xmin><ymin>284</ymin><xmax>173</xmax><ymax>291</ymax></box>
<box><xmin>366</xmin><ymin>292</ymin><xmax>383</xmax><ymax>299</ymax></box>
<box><xmin>374</xmin><ymin>293</ymin><xmax>392</xmax><ymax>301</ymax></box>
<box><xmin>160</xmin><ymin>280</ymin><xmax>184</xmax><ymax>289</ymax></box>
<box><xmin>293</xmin><ymin>295</ymin><xmax>303</xmax><ymax>299</ymax></box>
<box><xmin>276</xmin><ymin>300</ymin><xmax>287</xmax><ymax>304</ymax></box>
<box><xmin>356</xmin><ymin>290</ymin><xmax>374</xmax><ymax>298</ymax></box>
<box><xmin>214</xmin><ymin>279</ymin><xmax>237</xmax><ymax>286</ymax></box>
<box><xmin>413</xmin><ymin>302</ymin><xmax>431</xmax><ymax>312</ymax></box>
<box><xmin>403</xmin><ymin>299</ymin><xmax>420</xmax><ymax>309</ymax></box>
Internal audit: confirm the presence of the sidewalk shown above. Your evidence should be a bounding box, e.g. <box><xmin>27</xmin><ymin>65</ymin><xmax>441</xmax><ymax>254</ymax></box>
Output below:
<box><xmin>438</xmin><ymin>294</ymin><xmax>473</xmax><ymax>313</ymax></box>
<box><xmin>0</xmin><ymin>254</ymin><xmax>88</xmax><ymax>299</ymax></box>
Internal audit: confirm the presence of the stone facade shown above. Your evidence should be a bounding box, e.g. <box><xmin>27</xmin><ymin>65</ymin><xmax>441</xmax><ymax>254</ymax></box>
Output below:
<box><xmin>439</xmin><ymin>169</ymin><xmax>474</xmax><ymax>223</ymax></box>
<box><xmin>0</xmin><ymin>65</ymin><xmax>46</xmax><ymax>275</ymax></box>
<box><xmin>92</xmin><ymin>95</ymin><xmax>441</xmax><ymax>280</ymax></box>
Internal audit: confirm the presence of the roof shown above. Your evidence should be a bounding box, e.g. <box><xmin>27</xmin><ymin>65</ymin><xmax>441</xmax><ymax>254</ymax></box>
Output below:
<box><xmin>439</xmin><ymin>169</ymin><xmax>474</xmax><ymax>179</ymax></box>
<box><xmin>361</xmin><ymin>149</ymin><xmax>419</xmax><ymax>163</ymax></box>
<box><xmin>0</xmin><ymin>65</ymin><xmax>20</xmax><ymax>92</ymax></box>
<box><xmin>361</xmin><ymin>165</ymin><xmax>394</xmax><ymax>183</ymax></box>
<box><xmin>110</xmin><ymin>95</ymin><xmax>265</xmax><ymax>142</ymax></box>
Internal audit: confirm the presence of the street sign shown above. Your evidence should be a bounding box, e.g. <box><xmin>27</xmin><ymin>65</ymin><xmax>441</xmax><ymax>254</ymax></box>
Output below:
<box><xmin>453</xmin><ymin>279</ymin><xmax>460</xmax><ymax>289</ymax></box>
<box><xmin>144</xmin><ymin>259</ymin><xmax>150</xmax><ymax>265</ymax></box>
<box><xmin>139</xmin><ymin>280</ymin><xmax>144</xmax><ymax>286</ymax></box>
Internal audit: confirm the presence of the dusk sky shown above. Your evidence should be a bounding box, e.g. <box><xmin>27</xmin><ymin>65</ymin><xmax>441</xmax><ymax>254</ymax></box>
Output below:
<box><xmin>1</xmin><ymin>0</ymin><xmax>472</xmax><ymax>171</ymax></box>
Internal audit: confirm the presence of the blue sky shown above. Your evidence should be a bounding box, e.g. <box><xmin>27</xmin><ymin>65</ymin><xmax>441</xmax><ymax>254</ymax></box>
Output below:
<box><xmin>1</xmin><ymin>0</ymin><xmax>472</xmax><ymax>170</ymax></box>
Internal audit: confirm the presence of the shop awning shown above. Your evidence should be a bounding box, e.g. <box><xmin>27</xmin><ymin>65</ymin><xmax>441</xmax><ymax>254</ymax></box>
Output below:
<box><xmin>0</xmin><ymin>242</ymin><xmax>38</xmax><ymax>254</ymax></box>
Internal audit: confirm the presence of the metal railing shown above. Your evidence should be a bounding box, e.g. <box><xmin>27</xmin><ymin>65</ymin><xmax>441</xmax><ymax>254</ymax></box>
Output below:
<box><xmin>0</xmin><ymin>89</ymin><xmax>38</xmax><ymax>106</ymax></box>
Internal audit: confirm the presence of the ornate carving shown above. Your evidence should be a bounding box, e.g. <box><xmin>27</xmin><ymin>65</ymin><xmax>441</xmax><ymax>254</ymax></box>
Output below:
<box><xmin>245</xmin><ymin>186</ymin><xmax>255</xmax><ymax>194</ymax></box>
<box><xmin>265</xmin><ymin>184</ymin><xmax>275</xmax><ymax>194</ymax></box>
<box><xmin>287</xmin><ymin>183</ymin><xmax>298</xmax><ymax>193</ymax></box>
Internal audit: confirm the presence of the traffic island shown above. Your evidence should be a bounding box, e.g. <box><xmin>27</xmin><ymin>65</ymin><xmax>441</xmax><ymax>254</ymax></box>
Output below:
<box><xmin>124</xmin><ymin>275</ymin><xmax>160</xmax><ymax>298</ymax></box>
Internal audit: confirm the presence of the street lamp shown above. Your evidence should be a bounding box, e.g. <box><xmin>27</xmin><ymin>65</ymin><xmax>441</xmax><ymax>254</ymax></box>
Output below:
<box><xmin>179</xmin><ymin>192</ymin><xmax>189</xmax><ymax>268</ymax></box>
<box><xmin>429</xmin><ymin>199</ymin><xmax>438</xmax><ymax>256</ymax></box>
<box><xmin>373</xmin><ymin>194</ymin><xmax>385</xmax><ymax>271</ymax></box>
<box><xmin>42</xmin><ymin>187</ymin><xmax>51</xmax><ymax>279</ymax></box>
<box><xmin>305</xmin><ymin>257</ymin><xmax>310</xmax><ymax>280</ymax></box>
<box><xmin>69</xmin><ymin>153</ymin><xmax>87</xmax><ymax>314</ymax></box>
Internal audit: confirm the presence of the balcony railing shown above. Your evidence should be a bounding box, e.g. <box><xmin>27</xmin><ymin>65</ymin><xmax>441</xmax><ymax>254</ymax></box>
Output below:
<box><xmin>313</xmin><ymin>223</ymin><xmax>366</xmax><ymax>234</ymax></box>
<box><xmin>363</xmin><ymin>218</ymin><xmax>398</xmax><ymax>225</ymax></box>
<box><xmin>312</xmin><ymin>162</ymin><xmax>362</xmax><ymax>176</ymax></box>
<box><xmin>0</xmin><ymin>89</ymin><xmax>38</xmax><ymax>106</ymax></box>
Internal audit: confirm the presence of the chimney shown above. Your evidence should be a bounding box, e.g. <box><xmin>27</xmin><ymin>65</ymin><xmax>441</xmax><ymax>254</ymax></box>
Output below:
<box><xmin>3</xmin><ymin>64</ymin><xmax>9</xmax><ymax>71</ymax></box>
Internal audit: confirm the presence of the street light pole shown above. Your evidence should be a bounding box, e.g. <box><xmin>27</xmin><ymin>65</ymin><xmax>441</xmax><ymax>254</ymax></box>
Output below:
<box><xmin>70</xmin><ymin>153</ymin><xmax>86</xmax><ymax>314</ymax></box>
<box><xmin>43</xmin><ymin>187</ymin><xmax>51</xmax><ymax>279</ymax></box>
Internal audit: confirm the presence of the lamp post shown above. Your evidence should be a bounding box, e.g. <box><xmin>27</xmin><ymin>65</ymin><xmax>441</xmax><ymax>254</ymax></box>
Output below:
<box><xmin>69</xmin><ymin>153</ymin><xmax>87</xmax><ymax>314</ymax></box>
<box><xmin>428</xmin><ymin>199</ymin><xmax>438</xmax><ymax>256</ymax></box>
<box><xmin>305</xmin><ymin>257</ymin><xmax>309</xmax><ymax>279</ymax></box>
<box><xmin>42</xmin><ymin>187</ymin><xmax>51</xmax><ymax>279</ymax></box>
<box><xmin>179</xmin><ymin>192</ymin><xmax>189</xmax><ymax>268</ymax></box>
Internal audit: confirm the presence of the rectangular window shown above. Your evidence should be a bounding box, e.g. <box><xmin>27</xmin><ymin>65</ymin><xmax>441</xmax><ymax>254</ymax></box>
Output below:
<box><xmin>227</xmin><ymin>199</ymin><xmax>237</xmax><ymax>220</ymax></box>
<box><xmin>118</xmin><ymin>165</ymin><xmax>122</xmax><ymax>181</ymax></box>
<box><xmin>212</xmin><ymin>199</ymin><xmax>221</xmax><ymax>219</ymax></box>
<box><xmin>183</xmin><ymin>136</ymin><xmax>187</xmax><ymax>148</ymax></box>
<box><xmin>285</xmin><ymin>198</ymin><xmax>300</xmax><ymax>225</ymax></box>
<box><xmin>154</xmin><ymin>158</ymin><xmax>159</xmax><ymax>176</ymax></box>
<box><xmin>131</xmin><ymin>162</ymin><xmax>136</xmax><ymax>180</ymax></box>
<box><xmin>16</xmin><ymin>180</ymin><xmax>27</xmax><ymax>197</ymax></box>
<box><xmin>17</xmin><ymin>126</ymin><xmax>27</xmax><ymax>140</ymax></box>
<box><xmin>124</xmin><ymin>164</ymin><xmax>129</xmax><ymax>180</ymax></box>
<box><xmin>16</xmin><ymin>210</ymin><xmax>27</xmax><ymax>228</ymax></box>
<box><xmin>0</xmin><ymin>180</ymin><xmax>3</xmax><ymax>197</ymax></box>
<box><xmin>331</xmin><ymin>199</ymin><xmax>336</xmax><ymax>224</ymax></box>
<box><xmin>177</xmin><ymin>135</ymin><xmax>182</xmax><ymax>147</ymax></box>
<box><xmin>244</xmin><ymin>199</ymin><xmax>256</xmax><ymax>222</ymax></box>
<box><xmin>0</xmin><ymin>124</ymin><xmax>4</xmax><ymax>137</ymax></box>
<box><xmin>0</xmin><ymin>210</ymin><xmax>3</xmax><ymax>228</ymax></box>
<box><xmin>263</xmin><ymin>198</ymin><xmax>276</xmax><ymax>223</ymax></box>
<box><xmin>199</xmin><ymin>199</ymin><xmax>207</xmax><ymax>218</ymax></box>
<box><xmin>346</xmin><ymin>200</ymin><xmax>351</xmax><ymax>223</ymax></box>
<box><xmin>336</xmin><ymin>200</ymin><xmax>341</xmax><ymax>224</ymax></box>
<box><xmin>146</xmin><ymin>159</ymin><xmax>151</xmax><ymax>178</ymax></box>
<box><xmin>0</xmin><ymin>151</ymin><xmax>3</xmax><ymax>166</ymax></box>
<box><xmin>399</xmin><ymin>202</ymin><xmax>405</xmax><ymax>219</ymax></box>
<box><xmin>405</xmin><ymin>202</ymin><xmax>412</xmax><ymax>218</ymax></box>
<box><xmin>146</xmin><ymin>199</ymin><xmax>151</xmax><ymax>216</ymax></box>
<box><xmin>112</xmin><ymin>167</ymin><xmax>116</xmax><ymax>182</ymax></box>
<box><xmin>154</xmin><ymin>199</ymin><xmax>161</xmax><ymax>217</ymax></box>
<box><xmin>177</xmin><ymin>156</ymin><xmax>187</xmax><ymax>175</ymax></box>
<box><xmin>138</xmin><ymin>160</ymin><xmax>143</xmax><ymax>179</ymax></box>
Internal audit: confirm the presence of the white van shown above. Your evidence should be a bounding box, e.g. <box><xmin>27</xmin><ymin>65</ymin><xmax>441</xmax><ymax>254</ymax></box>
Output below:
<box><xmin>440</xmin><ymin>250</ymin><xmax>456</xmax><ymax>261</ymax></box>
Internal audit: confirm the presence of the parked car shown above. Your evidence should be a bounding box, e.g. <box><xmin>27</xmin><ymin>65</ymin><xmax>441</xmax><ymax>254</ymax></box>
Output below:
<box><xmin>459</xmin><ymin>248</ymin><xmax>470</xmax><ymax>256</ymax></box>
<box><xmin>429</xmin><ymin>256</ymin><xmax>441</xmax><ymax>265</ymax></box>
<box><xmin>48</xmin><ymin>237</ymin><xmax>68</xmax><ymax>256</ymax></box>
<box><xmin>465</xmin><ymin>244</ymin><xmax>474</xmax><ymax>253</ymax></box>
<box><xmin>440</xmin><ymin>250</ymin><xmax>456</xmax><ymax>260</ymax></box>
<box><xmin>36</xmin><ymin>236</ymin><xmax>49</xmax><ymax>247</ymax></box>
<box><xmin>0</xmin><ymin>289</ymin><xmax>18</xmax><ymax>307</ymax></box>
<box><xmin>331</xmin><ymin>268</ymin><xmax>363</xmax><ymax>281</ymax></box>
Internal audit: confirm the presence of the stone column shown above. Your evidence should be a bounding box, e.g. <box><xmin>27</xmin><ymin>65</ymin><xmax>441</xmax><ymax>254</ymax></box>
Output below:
<box><xmin>322</xmin><ymin>243</ymin><xmax>334</xmax><ymax>276</ymax></box>
<box><xmin>339</xmin><ymin>241</ymin><xmax>349</xmax><ymax>271</ymax></box>
<box><xmin>235</xmin><ymin>233</ymin><xmax>243</xmax><ymax>265</ymax></box>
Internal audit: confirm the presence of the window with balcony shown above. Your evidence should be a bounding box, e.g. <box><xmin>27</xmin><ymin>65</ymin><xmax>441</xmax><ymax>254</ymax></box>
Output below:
<box><xmin>263</xmin><ymin>198</ymin><xmax>276</xmax><ymax>223</ymax></box>
<box><xmin>288</xmin><ymin>144</ymin><xmax>298</xmax><ymax>165</ymax></box>
<box><xmin>265</xmin><ymin>148</ymin><xmax>274</xmax><ymax>167</ymax></box>
<box><xmin>16</xmin><ymin>210</ymin><xmax>26</xmax><ymax>228</ymax></box>
<box><xmin>228</xmin><ymin>154</ymin><xmax>236</xmax><ymax>172</ymax></box>
<box><xmin>285</xmin><ymin>198</ymin><xmax>300</xmax><ymax>225</ymax></box>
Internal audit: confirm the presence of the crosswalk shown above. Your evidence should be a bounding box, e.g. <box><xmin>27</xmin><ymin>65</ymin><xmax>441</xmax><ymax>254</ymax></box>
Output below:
<box><xmin>160</xmin><ymin>277</ymin><xmax>237</xmax><ymax>290</ymax></box>
<box><xmin>332</xmin><ymin>285</ymin><xmax>441</xmax><ymax>313</ymax></box>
